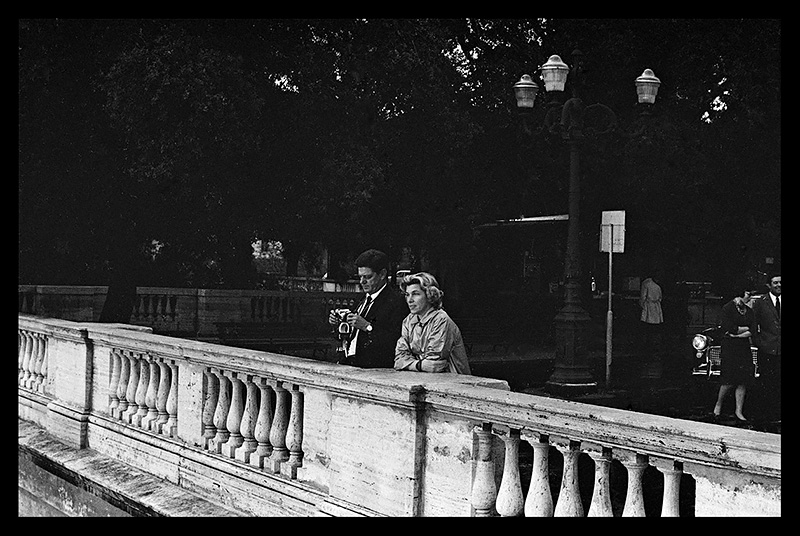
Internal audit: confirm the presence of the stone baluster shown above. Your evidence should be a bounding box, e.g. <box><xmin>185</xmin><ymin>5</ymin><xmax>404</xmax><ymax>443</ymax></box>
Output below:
<box><xmin>115</xmin><ymin>352</ymin><xmax>131</xmax><ymax>419</ymax></box>
<box><xmin>132</xmin><ymin>354</ymin><xmax>151</xmax><ymax>427</ymax></box>
<box><xmin>268</xmin><ymin>381</ymin><xmax>291</xmax><ymax>473</ymax></box>
<box><xmin>495</xmin><ymin>428</ymin><xmax>524</xmax><ymax>517</ymax></box>
<box><xmin>30</xmin><ymin>333</ymin><xmax>46</xmax><ymax>391</ymax></box>
<box><xmin>141</xmin><ymin>357</ymin><xmax>160</xmax><ymax>431</ymax></box>
<box><xmin>18</xmin><ymin>331</ymin><xmax>29</xmax><ymax>385</ymax></box>
<box><xmin>108</xmin><ymin>350</ymin><xmax>122</xmax><ymax>414</ymax></box>
<box><xmin>24</xmin><ymin>333</ymin><xmax>40</xmax><ymax>390</ymax></box>
<box><xmin>37</xmin><ymin>334</ymin><xmax>49</xmax><ymax>394</ymax></box>
<box><xmin>149</xmin><ymin>295</ymin><xmax>158</xmax><ymax>318</ymax></box>
<box><xmin>158</xmin><ymin>295</ymin><xmax>168</xmax><ymax>319</ymax></box>
<box><xmin>587</xmin><ymin>446</ymin><xmax>614</xmax><ymax>517</ymax></box>
<box><xmin>222</xmin><ymin>373</ymin><xmax>245</xmax><ymax>458</ymax></box>
<box><xmin>23</xmin><ymin>331</ymin><xmax>36</xmax><ymax>387</ymax></box>
<box><xmin>653</xmin><ymin>458</ymin><xmax>682</xmax><ymax>517</ymax></box>
<box><xmin>250</xmin><ymin>378</ymin><xmax>274</xmax><ymax>470</ymax></box>
<box><xmin>210</xmin><ymin>369</ymin><xmax>231</xmax><ymax>453</ymax></box>
<box><xmin>19</xmin><ymin>332</ymin><xmax>31</xmax><ymax>388</ymax></box>
<box><xmin>202</xmin><ymin>369</ymin><xmax>219</xmax><ymax>447</ymax></box>
<box><xmin>621</xmin><ymin>452</ymin><xmax>649</xmax><ymax>517</ymax></box>
<box><xmin>168</xmin><ymin>295</ymin><xmax>177</xmax><ymax>320</ymax></box>
<box><xmin>163</xmin><ymin>361</ymin><xmax>179</xmax><ymax>437</ymax></box>
<box><xmin>153</xmin><ymin>360</ymin><xmax>171</xmax><ymax>433</ymax></box>
<box><xmin>553</xmin><ymin>440</ymin><xmax>584</xmax><ymax>517</ymax></box>
<box><xmin>283</xmin><ymin>384</ymin><xmax>305</xmax><ymax>479</ymax></box>
<box><xmin>470</xmin><ymin>422</ymin><xmax>497</xmax><ymax>517</ymax></box>
<box><xmin>122</xmin><ymin>353</ymin><xmax>141</xmax><ymax>423</ymax></box>
<box><xmin>523</xmin><ymin>433</ymin><xmax>554</xmax><ymax>517</ymax></box>
<box><xmin>234</xmin><ymin>376</ymin><xmax>260</xmax><ymax>464</ymax></box>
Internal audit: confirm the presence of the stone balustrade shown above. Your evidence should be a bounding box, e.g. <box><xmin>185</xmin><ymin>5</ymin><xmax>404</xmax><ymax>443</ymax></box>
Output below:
<box><xmin>18</xmin><ymin>285</ymin><xmax>361</xmax><ymax>342</ymax></box>
<box><xmin>18</xmin><ymin>313</ymin><xmax>780</xmax><ymax>517</ymax></box>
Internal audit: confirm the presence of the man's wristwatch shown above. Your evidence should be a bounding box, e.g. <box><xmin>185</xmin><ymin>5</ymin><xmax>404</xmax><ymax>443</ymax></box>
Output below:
<box><xmin>365</xmin><ymin>323</ymin><xmax>373</xmax><ymax>333</ymax></box>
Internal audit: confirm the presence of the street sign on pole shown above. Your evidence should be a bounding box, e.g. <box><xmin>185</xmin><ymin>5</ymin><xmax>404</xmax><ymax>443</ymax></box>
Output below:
<box><xmin>600</xmin><ymin>210</ymin><xmax>625</xmax><ymax>388</ymax></box>
<box><xmin>600</xmin><ymin>210</ymin><xmax>625</xmax><ymax>253</ymax></box>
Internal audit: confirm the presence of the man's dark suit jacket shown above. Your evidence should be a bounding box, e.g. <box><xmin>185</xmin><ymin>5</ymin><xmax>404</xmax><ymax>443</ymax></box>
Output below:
<box><xmin>753</xmin><ymin>293</ymin><xmax>781</xmax><ymax>356</ymax></box>
<box><xmin>339</xmin><ymin>285</ymin><xmax>408</xmax><ymax>369</ymax></box>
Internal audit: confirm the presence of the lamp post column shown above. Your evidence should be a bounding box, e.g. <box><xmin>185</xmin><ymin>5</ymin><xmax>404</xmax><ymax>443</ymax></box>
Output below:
<box><xmin>547</xmin><ymin>134</ymin><xmax>597</xmax><ymax>394</ymax></box>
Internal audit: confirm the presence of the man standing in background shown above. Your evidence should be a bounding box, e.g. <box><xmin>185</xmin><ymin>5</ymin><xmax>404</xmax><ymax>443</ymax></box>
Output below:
<box><xmin>752</xmin><ymin>273</ymin><xmax>781</xmax><ymax>426</ymax></box>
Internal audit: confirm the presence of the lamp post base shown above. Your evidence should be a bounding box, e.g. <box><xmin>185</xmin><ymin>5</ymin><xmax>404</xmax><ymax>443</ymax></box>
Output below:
<box><xmin>546</xmin><ymin>302</ymin><xmax>597</xmax><ymax>396</ymax></box>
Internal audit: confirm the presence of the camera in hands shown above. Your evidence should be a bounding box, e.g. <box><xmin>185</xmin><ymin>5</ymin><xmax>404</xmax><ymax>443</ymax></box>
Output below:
<box><xmin>334</xmin><ymin>309</ymin><xmax>351</xmax><ymax>340</ymax></box>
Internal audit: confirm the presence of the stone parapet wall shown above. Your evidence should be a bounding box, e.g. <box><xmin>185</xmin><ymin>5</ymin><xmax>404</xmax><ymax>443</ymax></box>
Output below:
<box><xmin>18</xmin><ymin>314</ymin><xmax>780</xmax><ymax>517</ymax></box>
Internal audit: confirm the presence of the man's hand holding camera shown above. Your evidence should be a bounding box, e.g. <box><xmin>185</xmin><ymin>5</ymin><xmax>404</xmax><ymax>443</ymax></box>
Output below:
<box><xmin>328</xmin><ymin>308</ymin><xmax>371</xmax><ymax>334</ymax></box>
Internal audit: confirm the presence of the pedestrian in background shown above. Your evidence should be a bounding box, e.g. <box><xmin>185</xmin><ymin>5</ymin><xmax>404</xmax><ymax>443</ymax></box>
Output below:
<box><xmin>752</xmin><ymin>273</ymin><xmax>781</xmax><ymax>424</ymax></box>
<box><xmin>394</xmin><ymin>272</ymin><xmax>471</xmax><ymax>374</ymax></box>
<box><xmin>639</xmin><ymin>269</ymin><xmax>664</xmax><ymax>372</ymax></box>
<box><xmin>712</xmin><ymin>283</ymin><xmax>755</xmax><ymax>424</ymax></box>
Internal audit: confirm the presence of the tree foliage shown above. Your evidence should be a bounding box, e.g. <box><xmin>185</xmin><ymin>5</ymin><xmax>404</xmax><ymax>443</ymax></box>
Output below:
<box><xmin>19</xmin><ymin>18</ymin><xmax>781</xmax><ymax>307</ymax></box>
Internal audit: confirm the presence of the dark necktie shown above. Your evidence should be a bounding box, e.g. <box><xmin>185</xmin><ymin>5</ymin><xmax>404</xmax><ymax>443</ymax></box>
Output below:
<box><xmin>349</xmin><ymin>295</ymin><xmax>372</xmax><ymax>344</ymax></box>
<box><xmin>775</xmin><ymin>296</ymin><xmax>780</xmax><ymax>318</ymax></box>
<box><xmin>360</xmin><ymin>295</ymin><xmax>373</xmax><ymax>317</ymax></box>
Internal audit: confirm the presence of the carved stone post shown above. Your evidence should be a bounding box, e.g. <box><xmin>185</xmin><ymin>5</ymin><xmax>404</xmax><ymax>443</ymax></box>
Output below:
<box><xmin>235</xmin><ymin>376</ymin><xmax>259</xmax><ymax>464</ymax></box>
<box><xmin>201</xmin><ymin>369</ymin><xmax>219</xmax><ymax>447</ymax></box>
<box><xmin>210</xmin><ymin>370</ymin><xmax>231</xmax><ymax>452</ymax></box>
<box><xmin>122</xmin><ymin>353</ymin><xmax>141</xmax><ymax>423</ymax></box>
<box><xmin>250</xmin><ymin>378</ymin><xmax>274</xmax><ymax>470</ymax></box>
<box><xmin>222</xmin><ymin>373</ymin><xmax>245</xmax><ymax>458</ymax></box>
<box><xmin>554</xmin><ymin>440</ymin><xmax>584</xmax><ymax>517</ymax></box>
<box><xmin>132</xmin><ymin>354</ymin><xmax>150</xmax><ymax>427</ymax></box>
<box><xmin>30</xmin><ymin>334</ymin><xmax>45</xmax><ymax>391</ymax></box>
<box><xmin>37</xmin><ymin>334</ymin><xmax>48</xmax><ymax>394</ymax></box>
<box><xmin>496</xmin><ymin>428</ymin><xmax>524</xmax><ymax>517</ymax></box>
<box><xmin>115</xmin><ymin>352</ymin><xmax>131</xmax><ymax>418</ymax></box>
<box><xmin>20</xmin><ymin>333</ymin><xmax>33</xmax><ymax>388</ymax></box>
<box><xmin>621</xmin><ymin>453</ymin><xmax>649</xmax><ymax>517</ymax></box>
<box><xmin>163</xmin><ymin>361</ymin><xmax>178</xmax><ymax>437</ymax></box>
<box><xmin>25</xmin><ymin>334</ymin><xmax>40</xmax><ymax>389</ymax></box>
<box><xmin>470</xmin><ymin>423</ymin><xmax>497</xmax><ymax>517</ymax></box>
<box><xmin>587</xmin><ymin>447</ymin><xmax>614</xmax><ymax>517</ymax></box>
<box><xmin>154</xmin><ymin>360</ymin><xmax>171</xmax><ymax>433</ymax></box>
<box><xmin>141</xmin><ymin>358</ymin><xmax>160</xmax><ymax>430</ymax></box>
<box><xmin>524</xmin><ymin>433</ymin><xmax>553</xmax><ymax>517</ymax></box>
<box><xmin>283</xmin><ymin>384</ymin><xmax>304</xmax><ymax>479</ymax></box>
<box><xmin>653</xmin><ymin>458</ymin><xmax>682</xmax><ymax>517</ymax></box>
<box><xmin>18</xmin><ymin>331</ymin><xmax>25</xmax><ymax>384</ymax></box>
<box><xmin>108</xmin><ymin>350</ymin><xmax>121</xmax><ymax>414</ymax></box>
<box><xmin>268</xmin><ymin>381</ymin><xmax>291</xmax><ymax>473</ymax></box>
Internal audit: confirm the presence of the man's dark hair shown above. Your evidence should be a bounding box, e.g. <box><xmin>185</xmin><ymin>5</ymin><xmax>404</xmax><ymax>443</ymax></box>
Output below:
<box><xmin>355</xmin><ymin>249</ymin><xmax>390</xmax><ymax>274</ymax></box>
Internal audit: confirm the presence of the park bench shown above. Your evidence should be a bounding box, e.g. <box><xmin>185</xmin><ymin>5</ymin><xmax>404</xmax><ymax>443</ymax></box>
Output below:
<box><xmin>215</xmin><ymin>322</ymin><xmax>332</xmax><ymax>359</ymax></box>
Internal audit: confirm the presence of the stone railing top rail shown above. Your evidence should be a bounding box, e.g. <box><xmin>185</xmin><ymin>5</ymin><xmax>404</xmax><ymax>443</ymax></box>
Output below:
<box><xmin>18</xmin><ymin>313</ymin><xmax>780</xmax><ymax>481</ymax></box>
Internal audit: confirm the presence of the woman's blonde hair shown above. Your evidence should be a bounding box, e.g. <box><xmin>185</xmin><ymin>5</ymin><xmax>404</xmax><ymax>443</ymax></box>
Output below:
<box><xmin>400</xmin><ymin>272</ymin><xmax>443</xmax><ymax>309</ymax></box>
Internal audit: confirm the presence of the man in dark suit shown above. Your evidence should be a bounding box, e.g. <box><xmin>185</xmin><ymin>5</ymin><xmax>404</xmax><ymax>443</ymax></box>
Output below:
<box><xmin>752</xmin><ymin>273</ymin><xmax>781</xmax><ymax>423</ymax></box>
<box><xmin>328</xmin><ymin>249</ymin><xmax>407</xmax><ymax>369</ymax></box>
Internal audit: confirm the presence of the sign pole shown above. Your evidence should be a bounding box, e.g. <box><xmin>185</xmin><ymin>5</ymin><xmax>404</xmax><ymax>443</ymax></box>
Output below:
<box><xmin>600</xmin><ymin>211</ymin><xmax>625</xmax><ymax>390</ymax></box>
<box><xmin>606</xmin><ymin>224</ymin><xmax>613</xmax><ymax>388</ymax></box>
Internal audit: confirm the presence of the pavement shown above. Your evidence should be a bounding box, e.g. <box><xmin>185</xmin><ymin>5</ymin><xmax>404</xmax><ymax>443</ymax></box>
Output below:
<box><xmin>468</xmin><ymin>342</ymin><xmax>781</xmax><ymax>435</ymax></box>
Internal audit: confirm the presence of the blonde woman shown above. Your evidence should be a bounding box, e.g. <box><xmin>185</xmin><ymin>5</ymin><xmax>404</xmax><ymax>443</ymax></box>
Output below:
<box><xmin>394</xmin><ymin>272</ymin><xmax>471</xmax><ymax>374</ymax></box>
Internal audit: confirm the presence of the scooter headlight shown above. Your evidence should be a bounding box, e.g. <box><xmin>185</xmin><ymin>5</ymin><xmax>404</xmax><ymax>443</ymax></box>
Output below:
<box><xmin>692</xmin><ymin>334</ymin><xmax>708</xmax><ymax>351</ymax></box>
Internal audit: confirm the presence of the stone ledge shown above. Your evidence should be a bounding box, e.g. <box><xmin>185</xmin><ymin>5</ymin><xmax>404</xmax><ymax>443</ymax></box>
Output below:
<box><xmin>18</xmin><ymin>418</ymin><xmax>247</xmax><ymax>517</ymax></box>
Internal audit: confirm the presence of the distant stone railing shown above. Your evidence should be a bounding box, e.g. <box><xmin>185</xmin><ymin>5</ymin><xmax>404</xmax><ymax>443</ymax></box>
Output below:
<box><xmin>18</xmin><ymin>285</ymin><xmax>363</xmax><ymax>341</ymax></box>
<box><xmin>18</xmin><ymin>313</ymin><xmax>780</xmax><ymax>516</ymax></box>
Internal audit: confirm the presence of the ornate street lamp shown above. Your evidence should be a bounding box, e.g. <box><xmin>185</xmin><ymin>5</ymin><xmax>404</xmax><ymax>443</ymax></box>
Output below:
<box><xmin>513</xmin><ymin>54</ymin><xmax>660</xmax><ymax>394</ymax></box>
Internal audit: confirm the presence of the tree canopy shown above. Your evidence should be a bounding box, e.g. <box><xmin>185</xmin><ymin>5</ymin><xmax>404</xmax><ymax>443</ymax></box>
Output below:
<box><xmin>19</xmin><ymin>18</ymin><xmax>781</xmax><ymax>313</ymax></box>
